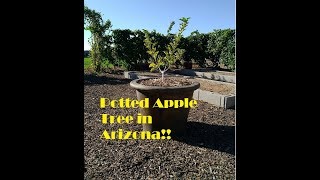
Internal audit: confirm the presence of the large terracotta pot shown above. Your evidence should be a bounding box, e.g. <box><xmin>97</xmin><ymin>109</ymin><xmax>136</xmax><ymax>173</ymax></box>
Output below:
<box><xmin>130</xmin><ymin>78</ymin><xmax>200</xmax><ymax>136</ymax></box>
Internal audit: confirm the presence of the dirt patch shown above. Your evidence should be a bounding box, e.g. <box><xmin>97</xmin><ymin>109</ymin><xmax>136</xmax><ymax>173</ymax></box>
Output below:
<box><xmin>213</xmin><ymin>71</ymin><xmax>235</xmax><ymax>76</ymax></box>
<box><xmin>138</xmin><ymin>72</ymin><xmax>161</xmax><ymax>76</ymax></box>
<box><xmin>140</xmin><ymin>77</ymin><xmax>195</xmax><ymax>87</ymax></box>
<box><xmin>191</xmin><ymin>79</ymin><xmax>235</xmax><ymax>95</ymax></box>
<box><xmin>137</xmin><ymin>71</ymin><xmax>183</xmax><ymax>78</ymax></box>
<box><xmin>84</xmin><ymin>73</ymin><xmax>235</xmax><ymax>179</ymax></box>
<box><xmin>190</xmin><ymin>68</ymin><xmax>235</xmax><ymax>76</ymax></box>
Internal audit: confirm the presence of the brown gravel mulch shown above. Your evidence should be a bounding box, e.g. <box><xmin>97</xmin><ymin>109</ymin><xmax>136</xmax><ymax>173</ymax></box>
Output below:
<box><xmin>84</xmin><ymin>72</ymin><xmax>235</xmax><ymax>179</ymax></box>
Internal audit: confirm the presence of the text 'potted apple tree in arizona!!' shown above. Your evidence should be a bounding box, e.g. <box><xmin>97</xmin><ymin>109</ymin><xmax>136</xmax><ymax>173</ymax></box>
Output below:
<box><xmin>130</xmin><ymin>17</ymin><xmax>200</xmax><ymax>136</ymax></box>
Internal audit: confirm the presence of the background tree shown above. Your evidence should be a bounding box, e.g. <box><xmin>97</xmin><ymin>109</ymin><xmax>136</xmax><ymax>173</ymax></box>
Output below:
<box><xmin>84</xmin><ymin>5</ymin><xmax>112</xmax><ymax>72</ymax></box>
<box><xmin>220</xmin><ymin>31</ymin><xmax>235</xmax><ymax>71</ymax></box>
<box><xmin>181</xmin><ymin>30</ymin><xmax>211</xmax><ymax>67</ymax></box>
<box><xmin>111</xmin><ymin>29</ymin><xmax>134</xmax><ymax>70</ymax></box>
<box><xmin>207</xmin><ymin>29</ymin><xmax>235</xmax><ymax>71</ymax></box>
<box><xmin>143</xmin><ymin>17</ymin><xmax>190</xmax><ymax>81</ymax></box>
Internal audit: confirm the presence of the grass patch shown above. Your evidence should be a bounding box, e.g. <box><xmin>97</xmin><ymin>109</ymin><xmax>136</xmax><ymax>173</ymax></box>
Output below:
<box><xmin>84</xmin><ymin>57</ymin><xmax>115</xmax><ymax>72</ymax></box>
<box><xmin>84</xmin><ymin>57</ymin><xmax>92</xmax><ymax>69</ymax></box>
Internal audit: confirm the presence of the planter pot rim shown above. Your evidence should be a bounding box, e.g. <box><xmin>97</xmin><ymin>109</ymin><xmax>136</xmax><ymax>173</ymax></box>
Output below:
<box><xmin>130</xmin><ymin>77</ymin><xmax>200</xmax><ymax>92</ymax></box>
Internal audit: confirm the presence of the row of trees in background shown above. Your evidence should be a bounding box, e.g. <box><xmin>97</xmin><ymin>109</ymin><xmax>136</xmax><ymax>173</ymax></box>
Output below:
<box><xmin>84</xmin><ymin>6</ymin><xmax>235</xmax><ymax>72</ymax></box>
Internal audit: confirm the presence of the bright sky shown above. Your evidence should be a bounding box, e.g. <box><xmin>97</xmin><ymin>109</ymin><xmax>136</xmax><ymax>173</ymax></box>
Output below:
<box><xmin>84</xmin><ymin>0</ymin><xmax>235</xmax><ymax>50</ymax></box>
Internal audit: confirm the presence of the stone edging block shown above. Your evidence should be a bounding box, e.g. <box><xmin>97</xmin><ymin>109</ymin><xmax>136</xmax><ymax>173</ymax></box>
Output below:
<box><xmin>193</xmin><ymin>89</ymin><xmax>235</xmax><ymax>109</ymax></box>
<box><xmin>179</xmin><ymin>69</ymin><xmax>235</xmax><ymax>83</ymax></box>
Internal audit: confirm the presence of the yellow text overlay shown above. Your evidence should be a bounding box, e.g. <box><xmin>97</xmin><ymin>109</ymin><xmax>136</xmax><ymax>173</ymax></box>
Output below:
<box><xmin>100</xmin><ymin>98</ymin><xmax>197</xmax><ymax>109</ymax></box>
<box><xmin>101</xmin><ymin>113</ymin><xmax>152</xmax><ymax>124</ymax></box>
<box><xmin>101</xmin><ymin>129</ymin><xmax>171</xmax><ymax>140</ymax></box>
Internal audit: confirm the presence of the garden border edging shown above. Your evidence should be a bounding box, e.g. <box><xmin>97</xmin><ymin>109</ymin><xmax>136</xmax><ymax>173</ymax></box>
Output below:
<box><xmin>177</xmin><ymin>69</ymin><xmax>235</xmax><ymax>83</ymax></box>
<box><xmin>124</xmin><ymin>71</ymin><xmax>235</xmax><ymax>109</ymax></box>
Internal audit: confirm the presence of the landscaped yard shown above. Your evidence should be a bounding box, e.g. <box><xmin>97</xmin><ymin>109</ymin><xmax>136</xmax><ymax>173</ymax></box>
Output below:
<box><xmin>84</xmin><ymin>0</ymin><xmax>235</xmax><ymax>178</ymax></box>
<box><xmin>84</xmin><ymin>72</ymin><xmax>235</xmax><ymax>179</ymax></box>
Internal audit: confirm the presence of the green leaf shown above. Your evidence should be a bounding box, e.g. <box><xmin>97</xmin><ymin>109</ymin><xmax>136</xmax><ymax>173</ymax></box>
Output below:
<box><xmin>149</xmin><ymin>63</ymin><xmax>156</xmax><ymax>68</ymax></box>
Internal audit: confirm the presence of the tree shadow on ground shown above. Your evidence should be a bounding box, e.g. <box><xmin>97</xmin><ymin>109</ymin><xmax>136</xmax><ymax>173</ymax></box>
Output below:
<box><xmin>173</xmin><ymin>122</ymin><xmax>235</xmax><ymax>155</ymax></box>
<box><xmin>84</xmin><ymin>74</ymin><xmax>131</xmax><ymax>85</ymax></box>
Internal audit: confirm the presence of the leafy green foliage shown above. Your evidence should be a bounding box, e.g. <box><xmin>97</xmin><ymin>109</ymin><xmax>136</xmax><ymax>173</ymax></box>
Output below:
<box><xmin>220</xmin><ymin>33</ymin><xmax>235</xmax><ymax>70</ymax></box>
<box><xmin>111</xmin><ymin>29</ymin><xmax>150</xmax><ymax>70</ymax></box>
<box><xmin>101</xmin><ymin>59</ymin><xmax>114</xmax><ymax>70</ymax></box>
<box><xmin>143</xmin><ymin>17</ymin><xmax>190</xmax><ymax>72</ymax></box>
<box><xmin>207</xmin><ymin>29</ymin><xmax>235</xmax><ymax>71</ymax></box>
<box><xmin>180</xmin><ymin>30</ymin><xmax>211</xmax><ymax>67</ymax></box>
<box><xmin>113</xmin><ymin>59</ymin><xmax>131</xmax><ymax>70</ymax></box>
<box><xmin>84</xmin><ymin>57</ymin><xmax>92</xmax><ymax>69</ymax></box>
<box><xmin>84</xmin><ymin>6</ymin><xmax>235</xmax><ymax>72</ymax></box>
<box><xmin>84</xmin><ymin>5</ymin><xmax>112</xmax><ymax>73</ymax></box>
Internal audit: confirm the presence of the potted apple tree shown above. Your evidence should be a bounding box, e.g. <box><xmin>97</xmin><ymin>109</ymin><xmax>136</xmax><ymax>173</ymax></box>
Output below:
<box><xmin>130</xmin><ymin>17</ymin><xmax>200</xmax><ymax>136</ymax></box>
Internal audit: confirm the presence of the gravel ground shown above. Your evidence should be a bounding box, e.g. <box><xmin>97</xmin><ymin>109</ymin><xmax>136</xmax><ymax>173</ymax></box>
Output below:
<box><xmin>84</xmin><ymin>72</ymin><xmax>235</xmax><ymax>179</ymax></box>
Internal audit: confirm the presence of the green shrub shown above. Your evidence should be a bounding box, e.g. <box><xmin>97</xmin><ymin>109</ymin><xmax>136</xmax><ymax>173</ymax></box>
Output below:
<box><xmin>84</xmin><ymin>6</ymin><xmax>112</xmax><ymax>73</ymax></box>
<box><xmin>143</xmin><ymin>17</ymin><xmax>190</xmax><ymax>81</ymax></box>
<box><xmin>101</xmin><ymin>59</ymin><xmax>114</xmax><ymax>70</ymax></box>
<box><xmin>207</xmin><ymin>29</ymin><xmax>235</xmax><ymax>71</ymax></box>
